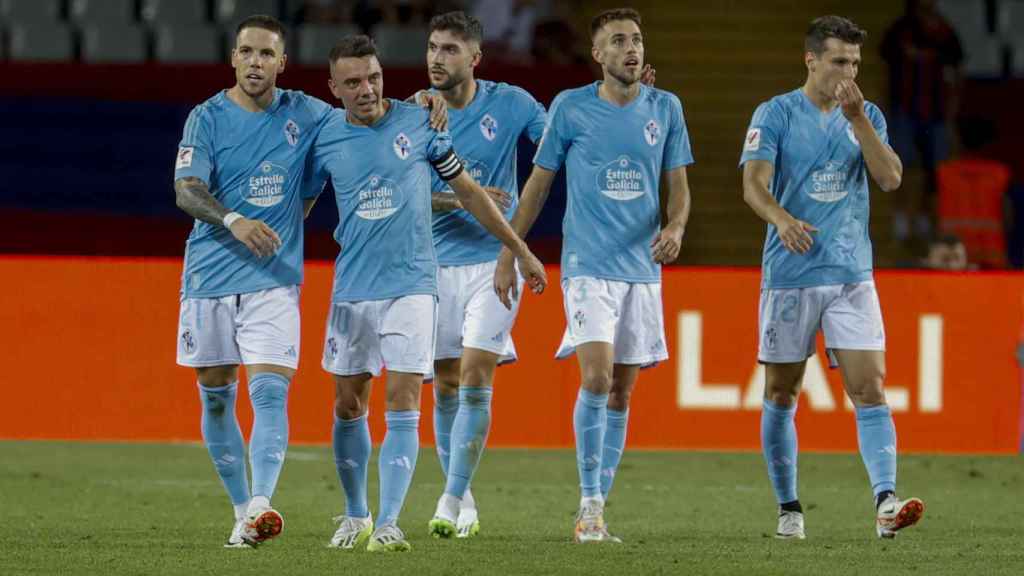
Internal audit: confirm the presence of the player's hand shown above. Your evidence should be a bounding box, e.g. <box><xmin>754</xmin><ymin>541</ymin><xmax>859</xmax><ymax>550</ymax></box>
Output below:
<box><xmin>229</xmin><ymin>217</ymin><xmax>281</xmax><ymax>258</ymax></box>
<box><xmin>483</xmin><ymin>187</ymin><xmax>512</xmax><ymax>210</ymax></box>
<box><xmin>493</xmin><ymin>252</ymin><xmax>519</xmax><ymax>310</ymax></box>
<box><xmin>774</xmin><ymin>213</ymin><xmax>817</xmax><ymax>254</ymax></box>
<box><xmin>516</xmin><ymin>250</ymin><xmax>547</xmax><ymax>297</ymax></box>
<box><xmin>835</xmin><ymin>79</ymin><xmax>865</xmax><ymax>121</ymax></box>
<box><xmin>640</xmin><ymin>64</ymin><xmax>656</xmax><ymax>87</ymax></box>
<box><xmin>651</xmin><ymin>223</ymin><xmax>684</xmax><ymax>263</ymax></box>
<box><xmin>417</xmin><ymin>91</ymin><xmax>449</xmax><ymax>131</ymax></box>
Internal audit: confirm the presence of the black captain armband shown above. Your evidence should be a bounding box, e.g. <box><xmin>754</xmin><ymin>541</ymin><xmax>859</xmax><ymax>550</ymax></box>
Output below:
<box><xmin>431</xmin><ymin>149</ymin><xmax>464</xmax><ymax>181</ymax></box>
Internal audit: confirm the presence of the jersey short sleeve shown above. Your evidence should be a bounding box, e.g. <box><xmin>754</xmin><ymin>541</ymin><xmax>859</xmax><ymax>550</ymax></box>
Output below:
<box><xmin>174</xmin><ymin>105</ymin><xmax>214</xmax><ymax>184</ymax></box>
<box><xmin>533</xmin><ymin>92</ymin><xmax>573</xmax><ymax>171</ymax></box>
<box><xmin>663</xmin><ymin>94</ymin><xmax>694</xmax><ymax>171</ymax></box>
<box><xmin>865</xmin><ymin>102</ymin><xmax>890</xmax><ymax>146</ymax></box>
<box><xmin>739</xmin><ymin>100</ymin><xmax>785</xmax><ymax>166</ymax></box>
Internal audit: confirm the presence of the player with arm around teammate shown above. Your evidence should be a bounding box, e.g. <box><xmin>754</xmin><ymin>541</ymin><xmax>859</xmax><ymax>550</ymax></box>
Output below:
<box><xmin>311</xmin><ymin>35</ymin><xmax>546</xmax><ymax>552</ymax></box>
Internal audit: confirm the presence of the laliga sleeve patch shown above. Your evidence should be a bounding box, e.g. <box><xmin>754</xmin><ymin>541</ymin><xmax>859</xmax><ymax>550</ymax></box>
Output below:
<box><xmin>744</xmin><ymin>128</ymin><xmax>761</xmax><ymax>152</ymax></box>
<box><xmin>176</xmin><ymin>146</ymin><xmax>195</xmax><ymax>169</ymax></box>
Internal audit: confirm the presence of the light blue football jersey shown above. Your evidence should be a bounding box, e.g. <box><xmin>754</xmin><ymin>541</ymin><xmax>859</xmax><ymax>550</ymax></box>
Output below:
<box><xmin>174</xmin><ymin>88</ymin><xmax>331</xmax><ymax>298</ymax></box>
<box><xmin>312</xmin><ymin>100</ymin><xmax>453</xmax><ymax>302</ymax></box>
<box><xmin>739</xmin><ymin>88</ymin><xmax>889</xmax><ymax>289</ymax></box>
<box><xmin>430</xmin><ymin>80</ymin><xmax>547</xmax><ymax>266</ymax></box>
<box><xmin>534</xmin><ymin>82</ymin><xmax>693</xmax><ymax>283</ymax></box>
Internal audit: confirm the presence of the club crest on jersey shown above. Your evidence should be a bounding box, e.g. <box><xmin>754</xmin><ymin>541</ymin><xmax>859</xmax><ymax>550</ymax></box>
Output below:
<box><xmin>393</xmin><ymin>132</ymin><xmax>412</xmax><ymax>160</ymax></box>
<box><xmin>643</xmin><ymin>119</ymin><xmax>660</xmax><ymax>146</ymax></box>
<box><xmin>480</xmin><ymin>114</ymin><xmax>498</xmax><ymax>141</ymax></box>
<box><xmin>284</xmin><ymin>119</ymin><xmax>300</xmax><ymax>146</ymax></box>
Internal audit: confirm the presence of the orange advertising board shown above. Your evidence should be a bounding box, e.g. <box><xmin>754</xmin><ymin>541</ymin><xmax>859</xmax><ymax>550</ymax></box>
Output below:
<box><xmin>1</xmin><ymin>256</ymin><xmax>1020</xmax><ymax>453</ymax></box>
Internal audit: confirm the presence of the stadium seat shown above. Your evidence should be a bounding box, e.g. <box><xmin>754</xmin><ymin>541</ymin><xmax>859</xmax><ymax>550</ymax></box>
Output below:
<box><xmin>8</xmin><ymin>22</ymin><xmax>73</xmax><ymax>61</ymax></box>
<box><xmin>0</xmin><ymin>0</ymin><xmax>61</xmax><ymax>23</ymax></box>
<box><xmin>297</xmin><ymin>23</ymin><xmax>360</xmax><ymax>66</ymax></box>
<box><xmin>373</xmin><ymin>23</ymin><xmax>428</xmax><ymax>66</ymax></box>
<box><xmin>936</xmin><ymin>0</ymin><xmax>988</xmax><ymax>34</ymax></box>
<box><xmin>961</xmin><ymin>34</ymin><xmax>1005</xmax><ymax>78</ymax></box>
<box><xmin>155</xmin><ymin>24</ymin><xmax>221</xmax><ymax>64</ymax></box>
<box><xmin>69</xmin><ymin>0</ymin><xmax>135</xmax><ymax>24</ymax></box>
<box><xmin>140</xmin><ymin>0</ymin><xmax>207</xmax><ymax>25</ymax></box>
<box><xmin>215</xmin><ymin>0</ymin><xmax>280</xmax><ymax>23</ymax></box>
<box><xmin>999</xmin><ymin>0</ymin><xmax>1024</xmax><ymax>36</ymax></box>
<box><xmin>81</xmin><ymin>23</ymin><xmax>148</xmax><ymax>64</ymax></box>
<box><xmin>1012</xmin><ymin>39</ymin><xmax>1024</xmax><ymax>77</ymax></box>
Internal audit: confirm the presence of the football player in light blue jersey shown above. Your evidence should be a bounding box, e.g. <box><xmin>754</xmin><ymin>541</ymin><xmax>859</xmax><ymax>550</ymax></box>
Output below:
<box><xmin>495</xmin><ymin>8</ymin><xmax>693</xmax><ymax>543</ymax></box>
<box><xmin>740</xmin><ymin>15</ymin><xmax>923</xmax><ymax>541</ymax></box>
<box><xmin>173</xmin><ymin>15</ymin><xmax>331</xmax><ymax>548</ymax></box>
<box><xmin>410</xmin><ymin>11</ymin><xmax>547</xmax><ymax>540</ymax></box>
<box><xmin>311</xmin><ymin>35</ymin><xmax>546</xmax><ymax>553</ymax></box>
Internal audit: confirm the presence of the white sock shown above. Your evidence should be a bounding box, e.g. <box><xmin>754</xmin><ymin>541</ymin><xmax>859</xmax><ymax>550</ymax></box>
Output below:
<box><xmin>248</xmin><ymin>495</ymin><xmax>271</xmax><ymax>512</ymax></box>
<box><xmin>461</xmin><ymin>488</ymin><xmax>476</xmax><ymax>510</ymax></box>
<box><xmin>436</xmin><ymin>493</ymin><xmax>460</xmax><ymax>521</ymax></box>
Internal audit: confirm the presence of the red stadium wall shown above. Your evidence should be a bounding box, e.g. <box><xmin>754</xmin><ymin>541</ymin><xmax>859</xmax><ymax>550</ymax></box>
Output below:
<box><xmin>2</xmin><ymin>256</ymin><xmax>1021</xmax><ymax>453</ymax></box>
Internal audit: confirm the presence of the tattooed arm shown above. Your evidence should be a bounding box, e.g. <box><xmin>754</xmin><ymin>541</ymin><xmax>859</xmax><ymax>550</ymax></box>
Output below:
<box><xmin>174</xmin><ymin>177</ymin><xmax>281</xmax><ymax>258</ymax></box>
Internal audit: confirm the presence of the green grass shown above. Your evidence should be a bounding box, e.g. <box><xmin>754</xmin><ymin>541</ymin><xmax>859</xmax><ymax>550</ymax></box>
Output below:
<box><xmin>1</xmin><ymin>441</ymin><xmax>1022</xmax><ymax>575</ymax></box>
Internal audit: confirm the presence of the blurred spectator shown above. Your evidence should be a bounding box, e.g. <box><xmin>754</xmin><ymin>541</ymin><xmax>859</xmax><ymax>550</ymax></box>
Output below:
<box><xmin>473</xmin><ymin>0</ymin><xmax>547</xmax><ymax>63</ymax></box>
<box><xmin>353</xmin><ymin>0</ymin><xmax>456</xmax><ymax>31</ymax></box>
<box><xmin>531</xmin><ymin>2</ymin><xmax>585</xmax><ymax>67</ymax></box>
<box><xmin>295</xmin><ymin>1</ymin><xmax>355</xmax><ymax>24</ymax></box>
<box><xmin>881</xmin><ymin>0</ymin><xmax>964</xmax><ymax>244</ymax></box>
<box><xmin>922</xmin><ymin>234</ymin><xmax>970</xmax><ymax>270</ymax></box>
<box><xmin>936</xmin><ymin>117</ymin><xmax>1011</xmax><ymax>268</ymax></box>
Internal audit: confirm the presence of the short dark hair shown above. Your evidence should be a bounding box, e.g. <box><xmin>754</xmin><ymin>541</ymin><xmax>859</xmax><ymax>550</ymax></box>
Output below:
<box><xmin>805</xmin><ymin>15</ymin><xmax>866</xmax><ymax>54</ymax></box>
<box><xmin>590</xmin><ymin>8</ymin><xmax>642</xmax><ymax>40</ymax></box>
<box><xmin>429</xmin><ymin>11</ymin><xmax>483</xmax><ymax>44</ymax></box>
<box><xmin>931</xmin><ymin>233</ymin><xmax>964</xmax><ymax>248</ymax></box>
<box><xmin>236</xmin><ymin>14</ymin><xmax>287</xmax><ymax>43</ymax></box>
<box><xmin>330</xmin><ymin>35</ymin><xmax>377</xmax><ymax>62</ymax></box>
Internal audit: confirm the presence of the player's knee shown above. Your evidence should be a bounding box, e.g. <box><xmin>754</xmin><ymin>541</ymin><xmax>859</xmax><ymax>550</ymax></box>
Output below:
<box><xmin>435</xmin><ymin>376</ymin><xmax>460</xmax><ymax>396</ymax></box>
<box><xmin>460</xmin><ymin>363</ymin><xmax>495</xmax><ymax>389</ymax></box>
<box><xmin>607</xmin><ymin>388</ymin><xmax>632</xmax><ymax>411</ymax></box>
<box><xmin>334</xmin><ymin>393</ymin><xmax>367</xmax><ymax>420</ymax></box>
<box><xmin>386</xmin><ymin>386</ymin><xmax>420</xmax><ymax>411</ymax></box>
<box><xmin>848</xmin><ymin>376</ymin><xmax>886</xmax><ymax>406</ymax></box>
<box><xmin>196</xmin><ymin>366</ymin><xmax>238</xmax><ymax>388</ymax></box>
<box><xmin>764</xmin><ymin>385</ymin><xmax>799</xmax><ymax>408</ymax></box>
<box><xmin>581</xmin><ymin>371</ymin><xmax>613</xmax><ymax>395</ymax></box>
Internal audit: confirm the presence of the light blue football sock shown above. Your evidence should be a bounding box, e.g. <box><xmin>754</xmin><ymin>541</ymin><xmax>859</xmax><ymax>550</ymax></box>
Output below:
<box><xmin>444</xmin><ymin>386</ymin><xmax>492</xmax><ymax>499</ymax></box>
<box><xmin>433</xmin><ymin>387</ymin><xmax>458</xmax><ymax>479</ymax></box>
<box><xmin>855</xmin><ymin>404</ymin><xmax>898</xmax><ymax>497</ymax></box>
<box><xmin>198</xmin><ymin>381</ymin><xmax>250</xmax><ymax>508</ymax></box>
<box><xmin>574</xmin><ymin>388</ymin><xmax>608</xmax><ymax>499</ymax></box>
<box><xmin>248</xmin><ymin>372</ymin><xmax>290</xmax><ymax>499</ymax></box>
<box><xmin>761</xmin><ymin>400</ymin><xmax>799</xmax><ymax>504</ymax></box>
<box><xmin>378</xmin><ymin>410</ymin><xmax>420</xmax><ymax>526</ymax></box>
<box><xmin>600</xmin><ymin>408</ymin><xmax>629</xmax><ymax>500</ymax></box>
<box><xmin>333</xmin><ymin>414</ymin><xmax>371</xmax><ymax>518</ymax></box>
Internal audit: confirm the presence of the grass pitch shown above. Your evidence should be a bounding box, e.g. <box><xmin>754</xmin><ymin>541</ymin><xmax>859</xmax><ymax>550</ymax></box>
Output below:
<box><xmin>1</xmin><ymin>441</ymin><xmax>1021</xmax><ymax>575</ymax></box>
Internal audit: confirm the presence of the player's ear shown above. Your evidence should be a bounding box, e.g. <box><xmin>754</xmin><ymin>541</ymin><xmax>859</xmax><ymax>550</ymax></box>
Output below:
<box><xmin>278</xmin><ymin>53</ymin><xmax>287</xmax><ymax>74</ymax></box>
<box><xmin>804</xmin><ymin>51</ymin><xmax>815</xmax><ymax>72</ymax></box>
<box><xmin>591</xmin><ymin>43</ymin><xmax>603</xmax><ymax>65</ymax></box>
<box><xmin>471</xmin><ymin>49</ymin><xmax>482</xmax><ymax>68</ymax></box>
